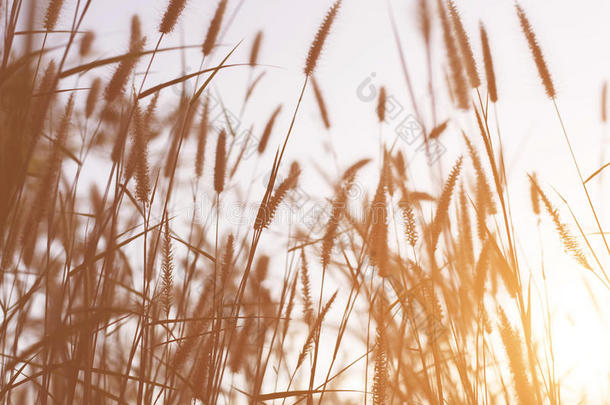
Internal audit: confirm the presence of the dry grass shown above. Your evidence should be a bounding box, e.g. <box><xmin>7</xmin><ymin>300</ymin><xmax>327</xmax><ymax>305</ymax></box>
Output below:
<box><xmin>0</xmin><ymin>1</ymin><xmax>608</xmax><ymax>404</ymax></box>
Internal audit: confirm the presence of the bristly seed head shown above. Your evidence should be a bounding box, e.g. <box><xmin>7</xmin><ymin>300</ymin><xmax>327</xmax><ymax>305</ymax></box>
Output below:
<box><xmin>202</xmin><ymin>0</ymin><xmax>228</xmax><ymax>56</ymax></box>
<box><xmin>377</xmin><ymin>86</ymin><xmax>387</xmax><ymax>123</ymax></box>
<box><xmin>304</xmin><ymin>0</ymin><xmax>342</xmax><ymax>77</ymax></box>
<box><xmin>44</xmin><ymin>0</ymin><xmax>64</xmax><ymax>31</ymax></box>
<box><xmin>311</xmin><ymin>76</ymin><xmax>331</xmax><ymax>129</ymax></box>
<box><xmin>159</xmin><ymin>0</ymin><xmax>188</xmax><ymax>34</ymax></box>
<box><xmin>249</xmin><ymin>31</ymin><xmax>263</xmax><ymax>67</ymax></box>
<box><xmin>437</xmin><ymin>0</ymin><xmax>469</xmax><ymax>110</ymax></box>
<box><xmin>85</xmin><ymin>78</ymin><xmax>101</xmax><ymax>119</ymax></box>
<box><xmin>516</xmin><ymin>4</ymin><xmax>556</xmax><ymax>99</ymax></box>
<box><xmin>214</xmin><ymin>129</ymin><xmax>227</xmax><ymax>194</ymax></box>
<box><xmin>195</xmin><ymin>100</ymin><xmax>209</xmax><ymax>179</ymax></box>
<box><xmin>479</xmin><ymin>23</ymin><xmax>498</xmax><ymax>102</ymax></box>
<box><xmin>79</xmin><ymin>31</ymin><xmax>95</xmax><ymax>57</ymax></box>
<box><xmin>258</xmin><ymin>105</ymin><xmax>282</xmax><ymax>154</ymax></box>
<box><xmin>448</xmin><ymin>0</ymin><xmax>480</xmax><ymax>89</ymax></box>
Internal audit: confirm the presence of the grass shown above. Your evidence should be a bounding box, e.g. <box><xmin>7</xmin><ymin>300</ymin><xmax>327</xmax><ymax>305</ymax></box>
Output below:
<box><xmin>0</xmin><ymin>0</ymin><xmax>608</xmax><ymax>404</ymax></box>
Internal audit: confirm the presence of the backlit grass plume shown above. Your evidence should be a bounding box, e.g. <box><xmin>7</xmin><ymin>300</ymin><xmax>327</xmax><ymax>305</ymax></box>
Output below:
<box><xmin>300</xmin><ymin>249</ymin><xmax>314</xmax><ymax>326</ymax></box>
<box><xmin>132</xmin><ymin>102</ymin><xmax>150</xmax><ymax>204</ymax></box>
<box><xmin>458</xmin><ymin>183</ymin><xmax>474</xmax><ymax>266</ymax></box>
<box><xmin>418</xmin><ymin>0</ymin><xmax>431</xmax><ymax>46</ymax></box>
<box><xmin>160</xmin><ymin>223</ymin><xmax>174</xmax><ymax>318</ymax></box>
<box><xmin>529</xmin><ymin>175</ymin><xmax>591</xmax><ymax>270</ymax></box>
<box><xmin>79</xmin><ymin>31</ymin><xmax>95</xmax><ymax>57</ymax></box>
<box><xmin>195</xmin><ymin>100</ymin><xmax>209</xmax><ymax>179</ymax></box>
<box><xmin>202</xmin><ymin>0</ymin><xmax>228</xmax><ymax>56</ymax></box>
<box><xmin>529</xmin><ymin>172</ymin><xmax>540</xmax><ymax>215</ymax></box>
<box><xmin>438</xmin><ymin>0</ymin><xmax>469</xmax><ymax>109</ymax></box>
<box><xmin>480</xmin><ymin>23</ymin><xmax>498</xmax><ymax>102</ymax></box>
<box><xmin>43</xmin><ymin>0</ymin><xmax>64</xmax><ymax>30</ymax></box>
<box><xmin>403</xmin><ymin>201</ymin><xmax>418</xmax><ymax>247</ymax></box>
<box><xmin>321</xmin><ymin>160</ymin><xmax>368</xmax><ymax>268</ymax></box>
<box><xmin>369</xmin><ymin>175</ymin><xmax>389</xmax><ymax>277</ymax></box>
<box><xmin>498</xmin><ymin>308</ymin><xmax>537</xmax><ymax>405</ymax></box>
<box><xmin>516</xmin><ymin>4</ymin><xmax>556</xmax><ymax>98</ymax></box>
<box><xmin>295</xmin><ymin>291</ymin><xmax>338</xmax><ymax>370</ymax></box>
<box><xmin>256</xmin><ymin>162</ymin><xmax>300</xmax><ymax>229</ymax></box>
<box><xmin>214</xmin><ymin>129</ymin><xmax>226</xmax><ymax>193</ymax></box>
<box><xmin>372</xmin><ymin>321</ymin><xmax>389</xmax><ymax>405</ymax></box>
<box><xmin>104</xmin><ymin>20</ymin><xmax>145</xmax><ymax>102</ymax></box>
<box><xmin>377</xmin><ymin>86</ymin><xmax>387</xmax><ymax>123</ymax></box>
<box><xmin>463</xmin><ymin>134</ymin><xmax>496</xmax><ymax>216</ymax></box>
<box><xmin>258</xmin><ymin>105</ymin><xmax>282</xmax><ymax>154</ymax></box>
<box><xmin>304</xmin><ymin>0</ymin><xmax>342</xmax><ymax>77</ymax></box>
<box><xmin>311</xmin><ymin>76</ymin><xmax>331</xmax><ymax>128</ymax></box>
<box><xmin>249</xmin><ymin>30</ymin><xmax>263</xmax><ymax>67</ymax></box>
<box><xmin>85</xmin><ymin>78</ymin><xmax>101</xmax><ymax>118</ymax></box>
<box><xmin>448</xmin><ymin>0</ymin><xmax>480</xmax><ymax>88</ymax></box>
<box><xmin>159</xmin><ymin>0</ymin><xmax>188</xmax><ymax>34</ymax></box>
<box><xmin>430</xmin><ymin>156</ymin><xmax>463</xmax><ymax>249</ymax></box>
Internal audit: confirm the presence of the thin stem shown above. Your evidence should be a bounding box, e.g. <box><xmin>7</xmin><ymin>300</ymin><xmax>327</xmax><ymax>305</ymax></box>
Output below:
<box><xmin>553</xmin><ymin>99</ymin><xmax>610</xmax><ymax>255</ymax></box>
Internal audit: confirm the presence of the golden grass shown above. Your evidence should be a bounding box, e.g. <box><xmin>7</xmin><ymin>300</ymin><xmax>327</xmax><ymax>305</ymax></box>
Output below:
<box><xmin>0</xmin><ymin>1</ymin><xmax>608</xmax><ymax>404</ymax></box>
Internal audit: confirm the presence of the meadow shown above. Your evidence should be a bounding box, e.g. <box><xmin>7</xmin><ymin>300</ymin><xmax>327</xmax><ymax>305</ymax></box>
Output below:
<box><xmin>0</xmin><ymin>0</ymin><xmax>608</xmax><ymax>404</ymax></box>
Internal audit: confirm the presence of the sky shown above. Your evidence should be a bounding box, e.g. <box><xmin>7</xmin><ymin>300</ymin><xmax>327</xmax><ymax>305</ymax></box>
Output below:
<box><xmin>59</xmin><ymin>0</ymin><xmax>610</xmax><ymax>202</ymax></box>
